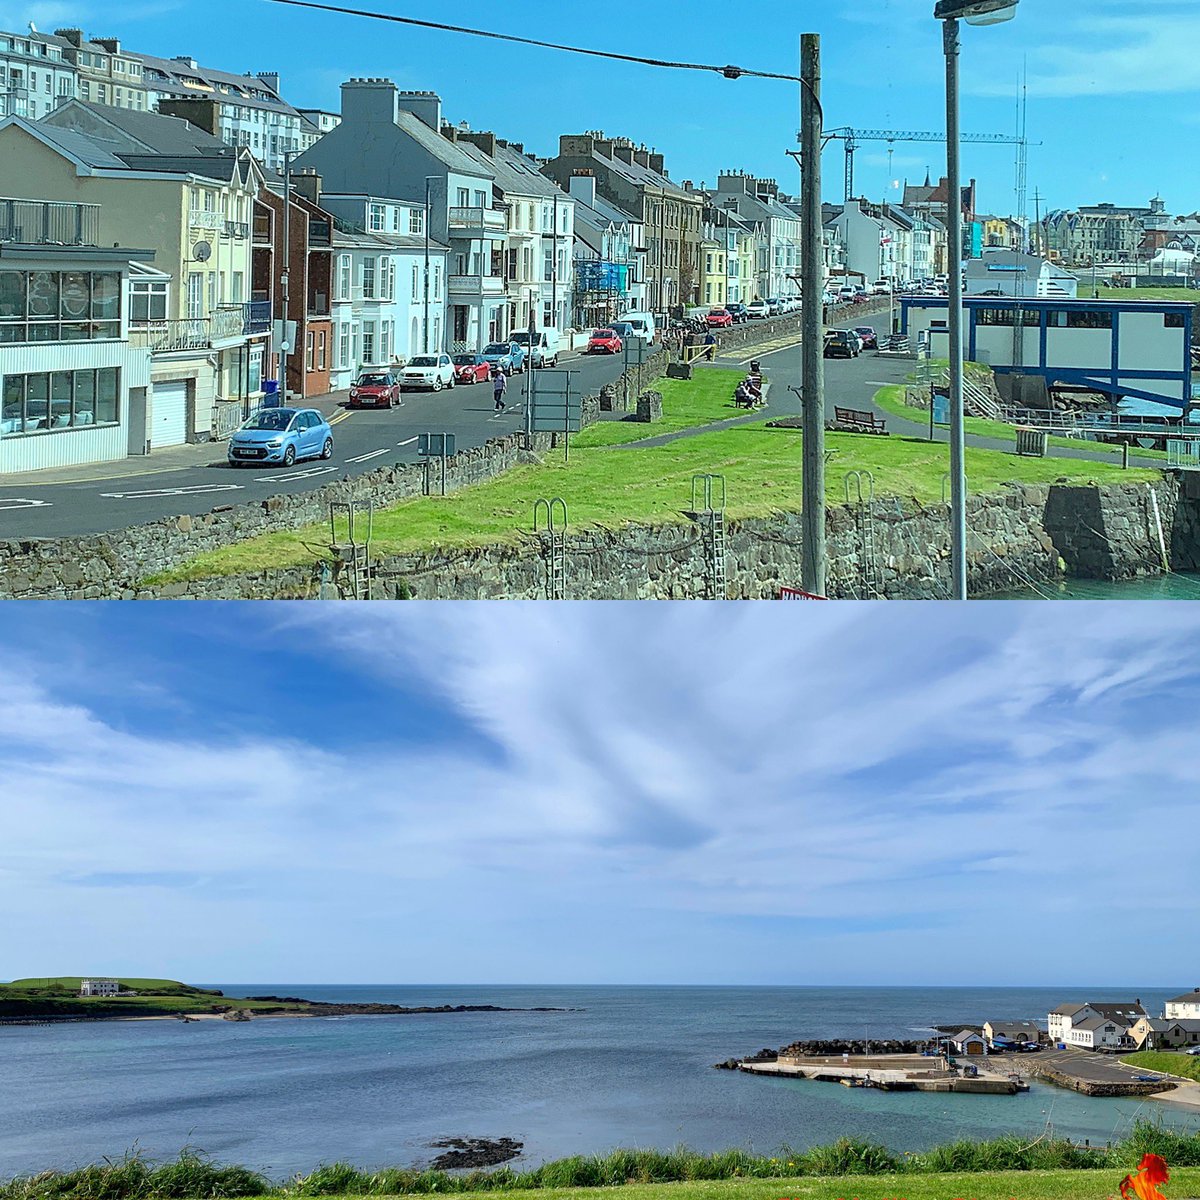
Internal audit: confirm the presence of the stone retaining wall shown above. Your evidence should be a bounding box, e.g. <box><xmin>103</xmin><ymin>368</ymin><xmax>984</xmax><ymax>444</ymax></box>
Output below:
<box><xmin>127</xmin><ymin>478</ymin><xmax>1190</xmax><ymax>601</ymax></box>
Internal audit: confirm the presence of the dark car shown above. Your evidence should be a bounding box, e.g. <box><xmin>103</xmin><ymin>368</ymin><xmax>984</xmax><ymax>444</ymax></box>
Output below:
<box><xmin>724</xmin><ymin>303</ymin><xmax>749</xmax><ymax>324</ymax></box>
<box><xmin>452</xmin><ymin>353</ymin><xmax>491</xmax><ymax>385</ymax></box>
<box><xmin>823</xmin><ymin>330</ymin><xmax>859</xmax><ymax>359</ymax></box>
<box><xmin>853</xmin><ymin>326</ymin><xmax>878</xmax><ymax>350</ymax></box>
<box><xmin>347</xmin><ymin>370</ymin><xmax>400</xmax><ymax>408</ymax></box>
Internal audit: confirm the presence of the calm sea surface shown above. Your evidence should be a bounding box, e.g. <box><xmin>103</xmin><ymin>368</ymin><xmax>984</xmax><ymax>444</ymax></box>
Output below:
<box><xmin>2</xmin><ymin>986</ymin><xmax>1197</xmax><ymax>1179</ymax></box>
<box><xmin>987</xmin><ymin>573</ymin><xmax>1200</xmax><ymax>599</ymax></box>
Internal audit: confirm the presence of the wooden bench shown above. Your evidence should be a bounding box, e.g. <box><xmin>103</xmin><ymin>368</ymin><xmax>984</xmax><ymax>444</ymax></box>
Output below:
<box><xmin>834</xmin><ymin>406</ymin><xmax>887</xmax><ymax>434</ymax></box>
<box><xmin>733</xmin><ymin>374</ymin><xmax>765</xmax><ymax>409</ymax></box>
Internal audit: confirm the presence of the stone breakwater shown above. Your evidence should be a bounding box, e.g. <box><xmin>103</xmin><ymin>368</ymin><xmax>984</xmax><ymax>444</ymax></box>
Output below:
<box><xmin>1022</xmin><ymin>1062</ymin><xmax>1177</xmax><ymax>1097</ymax></box>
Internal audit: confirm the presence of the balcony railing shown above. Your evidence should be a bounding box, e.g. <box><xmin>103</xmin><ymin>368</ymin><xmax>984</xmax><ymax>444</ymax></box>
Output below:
<box><xmin>225</xmin><ymin>220</ymin><xmax>250</xmax><ymax>239</ymax></box>
<box><xmin>448</xmin><ymin>206</ymin><xmax>507</xmax><ymax>233</ymax></box>
<box><xmin>189</xmin><ymin>208</ymin><xmax>225</xmax><ymax>231</ymax></box>
<box><xmin>218</xmin><ymin>300</ymin><xmax>272</xmax><ymax>335</ymax></box>
<box><xmin>0</xmin><ymin>197</ymin><xmax>100</xmax><ymax>246</ymax></box>
<box><xmin>211</xmin><ymin>306</ymin><xmax>246</xmax><ymax>342</ymax></box>
<box><xmin>128</xmin><ymin>318</ymin><xmax>213</xmax><ymax>352</ymax></box>
<box><xmin>448</xmin><ymin>273</ymin><xmax>507</xmax><ymax>298</ymax></box>
<box><xmin>129</xmin><ymin>307</ymin><xmax>250</xmax><ymax>352</ymax></box>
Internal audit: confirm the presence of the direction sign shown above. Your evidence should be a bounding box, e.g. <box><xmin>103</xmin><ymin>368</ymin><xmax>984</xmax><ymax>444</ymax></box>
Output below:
<box><xmin>531</xmin><ymin>404</ymin><xmax>581</xmax><ymax>434</ymax></box>
<box><xmin>418</xmin><ymin>432</ymin><xmax>455</xmax><ymax>457</ymax></box>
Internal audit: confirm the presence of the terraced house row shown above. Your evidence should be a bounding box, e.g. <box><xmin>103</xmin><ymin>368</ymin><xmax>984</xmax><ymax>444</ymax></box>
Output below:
<box><xmin>0</xmin><ymin>22</ymin><xmax>865</xmax><ymax>476</ymax></box>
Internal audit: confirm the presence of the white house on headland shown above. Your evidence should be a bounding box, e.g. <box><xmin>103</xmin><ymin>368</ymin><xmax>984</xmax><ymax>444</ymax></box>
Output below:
<box><xmin>1166</xmin><ymin>989</ymin><xmax>1200</xmax><ymax>1020</ymax></box>
<box><xmin>80</xmin><ymin>978</ymin><xmax>119</xmax><ymax>996</ymax></box>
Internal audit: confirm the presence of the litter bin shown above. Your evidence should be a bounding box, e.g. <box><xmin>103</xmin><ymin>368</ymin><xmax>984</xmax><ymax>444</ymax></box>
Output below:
<box><xmin>260</xmin><ymin>379</ymin><xmax>282</xmax><ymax>408</ymax></box>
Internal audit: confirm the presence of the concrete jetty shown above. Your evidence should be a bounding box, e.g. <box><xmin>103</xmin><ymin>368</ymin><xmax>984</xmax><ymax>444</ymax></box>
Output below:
<box><xmin>739</xmin><ymin>1052</ymin><xmax>1025</xmax><ymax>1095</ymax></box>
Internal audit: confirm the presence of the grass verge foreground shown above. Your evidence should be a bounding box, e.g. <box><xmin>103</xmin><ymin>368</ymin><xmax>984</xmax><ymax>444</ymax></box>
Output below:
<box><xmin>7</xmin><ymin>1126</ymin><xmax>1200</xmax><ymax>1200</ymax></box>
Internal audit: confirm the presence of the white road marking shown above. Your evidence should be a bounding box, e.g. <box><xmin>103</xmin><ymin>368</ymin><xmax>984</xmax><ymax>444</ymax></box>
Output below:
<box><xmin>345</xmin><ymin>447</ymin><xmax>390</xmax><ymax>463</ymax></box>
<box><xmin>253</xmin><ymin>465</ymin><xmax>337</xmax><ymax>482</ymax></box>
<box><xmin>100</xmin><ymin>483</ymin><xmax>244</xmax><ymax>499</ymax></box>
<box><xmin>397</xmin><ymin>436</ymin><xmax>418</xmax><ymax>447</ymax></box>
<box><xmin>0</xmin><ymin>497</ymin><xmax>52</xmax><ymax>511</ymax></box>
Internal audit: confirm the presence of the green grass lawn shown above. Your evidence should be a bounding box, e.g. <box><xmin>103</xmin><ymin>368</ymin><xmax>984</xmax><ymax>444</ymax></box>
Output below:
<box><xmin>318</xmin><ymin>1170</ymin><xmax>1199</xmax><ymax>1200</ymax></box>
<box><xmin>148</xmin><ymin>371</ymin><xmax>1160</xmax><ymax>584</ymax></box>
<box><xmin>1077</xmin><ymin>286</ymin><xmax>1200</xmax><ymax>302</ymax></box>
<box><xmin>1122</xmin><ymin>1051</ymin><xmax>1200</xmax><ymax>1081</ymax></box>
<box><xmin>574</xmin><ymin>371</ymin><xmax>753</xmax><ymax>447</ymax></box>
<box><xmin>4</xmin><ymin>977</ymin><xmax>215</xmax><ymax>993</ymax></box>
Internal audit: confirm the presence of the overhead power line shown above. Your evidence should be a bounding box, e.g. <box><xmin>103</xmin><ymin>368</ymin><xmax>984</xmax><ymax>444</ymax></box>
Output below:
<box><xmin>261</xmin><ymin>0</ymin><xmax>809</xmax><ymax>87</ymax></box>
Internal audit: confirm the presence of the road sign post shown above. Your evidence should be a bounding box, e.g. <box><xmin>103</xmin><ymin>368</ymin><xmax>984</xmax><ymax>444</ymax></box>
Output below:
<box><xmin>417</xmin><ymin>431</ymin><xmax>456</xmax><ymax>495</ymax></box>
<box><xmin>530</xmin><ymin>370</ymin><xmax>580</xmax><ymax>462</ymax></box>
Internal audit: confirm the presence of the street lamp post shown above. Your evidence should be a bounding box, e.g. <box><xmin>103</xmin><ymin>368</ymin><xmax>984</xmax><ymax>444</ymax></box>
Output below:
<box><xmin>935</xmin><ymin>0</ymin><xmax>1018</xmax><ymax>600</ymax></box>
<box><xmin>278</xmin><ymin>149</ymin><xmax>294</xmax><ymax>402</ymax></box>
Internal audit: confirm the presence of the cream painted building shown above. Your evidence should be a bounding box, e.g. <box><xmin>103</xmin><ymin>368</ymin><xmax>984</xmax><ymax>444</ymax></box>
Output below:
<box><xmin>2</xmin><ymin>103</ymin><xmax>264</xmax><ymax>448</ymax></box>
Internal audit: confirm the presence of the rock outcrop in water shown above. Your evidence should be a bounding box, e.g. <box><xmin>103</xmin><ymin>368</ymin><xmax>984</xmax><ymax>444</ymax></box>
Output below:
<box><xmin>428</xmin><ymin>1138</ymin><xmax>523</xmax><ymax>1169</ymax></box>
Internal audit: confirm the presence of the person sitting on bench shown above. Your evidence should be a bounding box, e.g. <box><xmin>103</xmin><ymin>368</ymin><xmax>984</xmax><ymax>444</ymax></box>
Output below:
<box><xmin>734</xmin><ymin>380</ymin><xmax>755</xmax><ymax>408</ymax></box>
<box><xmin>744</xmin><ymin>375</ymin><xmax>763</xmax><ymax>403</ymax></box>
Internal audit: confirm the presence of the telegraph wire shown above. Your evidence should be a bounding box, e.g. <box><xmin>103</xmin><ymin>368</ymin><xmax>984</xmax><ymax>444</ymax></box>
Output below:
<box><xmin>261</xmin><ymin>0</ymin><xmax>820</xmax><ymax>108</ymax></box>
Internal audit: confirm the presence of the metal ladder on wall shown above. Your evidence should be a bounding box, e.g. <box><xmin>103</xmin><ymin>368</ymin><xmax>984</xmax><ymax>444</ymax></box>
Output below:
<box><xmin>692</xmin><ymin>474</ymin><xmax>728</xmax><ymax>599</ymax></box>
<box><xmin>329</xmin><ymin>500</ymin><xmax>373</xmax><ymax>600</ymax></box>
<box><xmin>845</xmin><ymin>471</ymin><xmax>881</xmax><ymax>598</ymax></box>
<box><xmin>533</xmin><ymin>497</ymin><xmax>568</xmax><ymax>600</ymax></box>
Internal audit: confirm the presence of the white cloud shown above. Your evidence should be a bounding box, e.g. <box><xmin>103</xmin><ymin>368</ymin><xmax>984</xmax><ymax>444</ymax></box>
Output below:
<box><xmin>5</xmin><ymin>604</ymin><xmax>1200</xmax><ymax>983</ymax></box>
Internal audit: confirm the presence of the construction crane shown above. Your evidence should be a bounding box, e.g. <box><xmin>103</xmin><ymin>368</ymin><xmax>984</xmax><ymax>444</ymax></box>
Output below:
<box><xmin>821</xmin><ymin>127</ymin><xmax>1031</xmax><ymax>203</ymax></box>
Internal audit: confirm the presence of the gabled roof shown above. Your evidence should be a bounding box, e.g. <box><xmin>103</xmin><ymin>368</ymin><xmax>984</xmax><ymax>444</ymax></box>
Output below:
<box><xmin>953</xmin><ymin>1029</ymin><xmax>984</xmax><ymax>1042</ymax></box>
<box><xmin>16</xmin><ymin>118</ymin><xmax>130</xmax><ymax>169</ymax></box>
<box><xmin>1138</xmin><ymin>1018</ymin><xmax>1200</xmax><ymax>1032</ymax></box>
<box><xmin>986</xmin><ymin>1020</ymin><xmax>1041</xmax><ymax>1033</ymax></box>
<box><xmin>1073</xmin><ymin>1014</ymin><xmax>1128</xmax><ymax>1032</ymax></box>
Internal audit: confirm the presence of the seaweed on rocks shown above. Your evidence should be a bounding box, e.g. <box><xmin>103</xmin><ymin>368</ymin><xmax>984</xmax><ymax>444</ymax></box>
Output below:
<box><xmin>428</xmin><ymin>1138</ymin><xmax>523</xmax><ymax>1170</ymax></box>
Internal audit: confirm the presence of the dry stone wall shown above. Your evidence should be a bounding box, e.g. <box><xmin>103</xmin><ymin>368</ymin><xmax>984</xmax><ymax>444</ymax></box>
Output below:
<box><xmin>128</xmin><ymin>479</ymin><xmax>1191</xmax><ymax>601</ymax></box>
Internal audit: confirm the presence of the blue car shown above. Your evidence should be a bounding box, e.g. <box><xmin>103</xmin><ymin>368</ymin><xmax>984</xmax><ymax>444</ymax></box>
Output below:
<box><xmin>227</xmin><ymin>406</ymin><xmax>333</xmax><ymax>467</ymax></box>
<box><xmin>480</xmin><ymin>341</ymin><xmax>526</xmax><ymax>374</ymax></box>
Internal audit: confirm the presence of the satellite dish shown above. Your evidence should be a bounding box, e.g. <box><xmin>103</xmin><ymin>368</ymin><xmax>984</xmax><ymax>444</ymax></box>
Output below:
<box><xmin>192</xmin><ymin>240</ymin><xmax>212</xmax><ymax>262</ymax></box>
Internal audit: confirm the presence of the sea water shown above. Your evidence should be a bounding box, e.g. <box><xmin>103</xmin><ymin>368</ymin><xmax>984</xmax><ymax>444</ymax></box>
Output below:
<box><xmin>1</xmin><ymin>985</ymin><xmax>1196</xmax><ymax>1178</ymax></box>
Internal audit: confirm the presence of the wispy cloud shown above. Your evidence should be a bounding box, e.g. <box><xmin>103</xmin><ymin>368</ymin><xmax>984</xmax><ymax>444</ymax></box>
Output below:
<box><xmin>4</xmin><ymin>605</ymin><xmax>1199</xmax><ymax>984</ymax></box>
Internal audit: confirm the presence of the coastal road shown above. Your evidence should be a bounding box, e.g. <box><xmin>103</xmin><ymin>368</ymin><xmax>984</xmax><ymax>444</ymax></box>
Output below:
<box><xmin>1031</xmin><ymin>1045</ymin><xmax>1177</xmax><ymax>1087</ymax></box>
<box><xmin>0</xmin><ymin>349</ymin><xmax>635</xmax><ymax>539</ymax></box>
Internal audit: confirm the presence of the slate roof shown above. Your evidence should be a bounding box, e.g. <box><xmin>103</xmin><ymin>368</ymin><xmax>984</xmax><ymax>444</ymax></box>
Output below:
<box><xmin>135</xmin><ymin>52</ymin><xmax>311</xmax><ymax>126</ymax></box>
<box><xmin>18</xmin><ymin>119</ymin><xmax>130</xmax><ymax>169</ymax></box>
<box><xmin>49</xmin><ymin>100</ymin><xmax>231</xmax><ymax>155</ymax></box>
<box><xmin>986</xmin><ymin>1020</ymin><xmax>1041</xmax><ymax>1034</ymax></box>
<box><xmin>1167</xmin><ymin>989</ymin><xmax>1200</xmax><ymax>1005</ymax></box>
<box><xmin>1139</xmin><ymin>1018</ymin><xmax>1200</xmax><ymax>1032</ymax></box>
<box><xmin>332</xmin><ymin>227</ymin><xmax>448</xmax><ymax>254</ymax></box>
<box><xmin>455</xmin><ymin>140</ymin><xmax>565</xmax><ymax>202</ymax></box>
<box><xmin>953</xmin><ymin>1029</ymin><xmax>984</xmax><ymax>1042</ymax></box>
<box><xmin>1073</xmin><ymin>1014</ymin><xmax>1129</xmax><ymax>1032</ymax></box>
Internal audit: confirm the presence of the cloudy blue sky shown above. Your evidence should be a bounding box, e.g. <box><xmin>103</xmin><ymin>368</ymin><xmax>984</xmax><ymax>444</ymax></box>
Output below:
<box><xmin>0</xmin><ymin>0</ymin><xmax>1194</xmax><ymax>215</ymax></box>
<box><xmin>0</xmin><ymin>602</ymin><xmax>1195</xmax><ymax>987</ymax></box>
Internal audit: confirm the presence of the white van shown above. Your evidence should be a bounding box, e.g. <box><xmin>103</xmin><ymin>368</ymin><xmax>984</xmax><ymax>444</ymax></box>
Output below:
<box><xmin>620</xmin><ymin>311</ymin><xmax>656</xmax><ymax>345</ymax></box>
<box><xmin>511</xmin><ymin>328</ymin><xmax>560</xmax><ymax>367</ymax></box>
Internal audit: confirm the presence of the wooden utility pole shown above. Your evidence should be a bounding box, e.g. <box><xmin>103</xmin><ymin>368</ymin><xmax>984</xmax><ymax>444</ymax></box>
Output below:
<box><xmin>800</xmin><ymin>33</ymin><xmax>826</xmax><ymax>595</ymax></box>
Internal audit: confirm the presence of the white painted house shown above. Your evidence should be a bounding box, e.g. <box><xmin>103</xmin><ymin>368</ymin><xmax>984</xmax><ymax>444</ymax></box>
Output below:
<box><xmin>321</xmin><ymin>193</ymin><xmax>450</xmax><ymax>388</ymax></box>
<box><xmin>0</xmin><ymin>198</ymin><xmax>153</xmax><ymax>471</ymax></box>
<box><xmin>80</xmin><ymin>978</ymin><xmax>120</xmax><ymax>996</ymax></box>
<box><xmin>1048</xmin><ymin>1001</ymin><xmax>1147</xmax><ymax>1045</ymax></box>
<box><xmin>1166</xmin><ymin>988</ymin><xmax>1200</xmax><ymax>1020</ymax></box>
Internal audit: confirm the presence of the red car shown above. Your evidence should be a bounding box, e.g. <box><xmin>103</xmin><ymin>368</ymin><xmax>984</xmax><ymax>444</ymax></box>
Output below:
<box><xmin>706</xmin><ymin>308</ymin><xmax>733</xmax><ymax>328</ymax></box>
<box><xmin>452</xmin><ymin>353</ymin><xmax>491</xmax><ymax>384</ymax></box>
<box><xmin>588</xmin><ymin>328</ymin><xmax>623</xmax><ymax>354</ymax></box>
<box><xmin>347</xmin><ymin>370</ymin><xmax>400</xmax><ymax>408</ymax></box>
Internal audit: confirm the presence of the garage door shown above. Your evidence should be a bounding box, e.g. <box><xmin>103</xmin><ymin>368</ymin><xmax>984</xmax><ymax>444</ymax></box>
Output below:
<box><xmin>152</xmin><ymin>380</ymin><xmax>188</xmax><ymax>448</ymax></box>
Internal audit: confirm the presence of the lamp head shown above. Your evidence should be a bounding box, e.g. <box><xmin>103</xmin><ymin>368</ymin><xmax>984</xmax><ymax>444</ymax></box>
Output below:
<box><xmin>934</xmin><ymin>0</ymin><xmax>1018</xmax><ymax>22</ymax></box>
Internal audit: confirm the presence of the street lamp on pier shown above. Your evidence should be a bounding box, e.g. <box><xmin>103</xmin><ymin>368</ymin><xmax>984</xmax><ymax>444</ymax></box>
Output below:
<box><xmin>935</xmin><ymin>0</ymin><xmax>1019</xmax><ymax>600</ymax></box>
